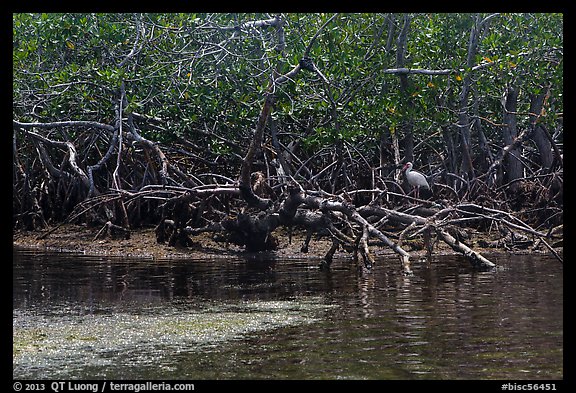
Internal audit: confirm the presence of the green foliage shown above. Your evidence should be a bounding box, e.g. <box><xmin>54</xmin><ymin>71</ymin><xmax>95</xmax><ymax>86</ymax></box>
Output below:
<box><xmin>14</xmin><ymin>13</ymin><xmax>563</xmax><ymax>159</ymax></box>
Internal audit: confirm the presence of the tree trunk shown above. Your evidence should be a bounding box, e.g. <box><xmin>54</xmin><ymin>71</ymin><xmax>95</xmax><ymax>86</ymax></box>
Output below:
<box><xmin>441</xmin><ymin>125</ymin><xmax>457</xmax><ymax>176</ymax></box>
<box><xmin>395</xmin><ymin>13</ymin><xmax>414</xmax><ymax>189</ymax></box>
<box><xmin>528</xmin><ymin>92</ymin><xmax>552</xmax><ymax>171</ymax></box>
<box><xmin>238</xmin><ymin>92</ymin><xmax>276</xmax><ymax>210</ymax></box>
<box><xmin>532</xmin><ymin>125</ymin><xmax>553</xmax><ymax>171</ymax></box>
<box><xmin>473</xmin><ymin>93</ymin><xmax>493</xmax><ymax>173</ymax></box>
<box><xmin>457</xmin><ymin>15</ymin><xmax>483</xmax><ymax>179</ymax></box>
<box><xmin>502</xmin><ymin>85</ymin><xmax>522</xmax><ymax>191</ymax></box>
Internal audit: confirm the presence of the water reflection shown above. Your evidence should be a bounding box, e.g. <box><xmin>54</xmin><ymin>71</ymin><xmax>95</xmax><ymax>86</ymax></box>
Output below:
<box><xmin>14</xmin><ymin>251</ymin><xmax>290</xmax><ymax>310</ymax></box>
<box><xmin>13</xmin><ymin>247</ymin><xmax>562</xmax><ymax>380</ymax></box>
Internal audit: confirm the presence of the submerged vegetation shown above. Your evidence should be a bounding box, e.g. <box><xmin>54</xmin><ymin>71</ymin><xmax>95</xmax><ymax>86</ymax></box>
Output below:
<box><xmin>13</xmin><ymin>299</ymin><xmax>334</xmax><ymax>379</ymax></box>
<box><xmin>13</xmin><ymin>13</ymin><xmax>563</xmax><ymax>272</ymax></box>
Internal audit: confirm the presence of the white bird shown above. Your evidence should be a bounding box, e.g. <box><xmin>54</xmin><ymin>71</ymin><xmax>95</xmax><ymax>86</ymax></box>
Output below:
<box><xmin>402</xmin><ymin>162</ymin><xmax>430</xmax><ymax>199</ymax></box>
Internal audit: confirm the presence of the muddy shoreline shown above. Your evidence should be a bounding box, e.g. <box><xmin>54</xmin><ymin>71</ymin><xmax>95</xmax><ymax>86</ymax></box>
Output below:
<box><xmin>13</xmin><ymin>223</ymin><xmax>560</xmax><ymax>263</ymax></box>
<box><xmin>12</xmin><ymin>224</ymin><xmax>355</xmax><ymax>260</ymax></box>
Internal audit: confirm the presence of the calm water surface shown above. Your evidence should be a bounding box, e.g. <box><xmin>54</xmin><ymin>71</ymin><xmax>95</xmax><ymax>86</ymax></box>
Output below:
<box><xmin>13</xmin><ymin>247</ymin><xmax>563</xmax><ymax>380</ymax></box>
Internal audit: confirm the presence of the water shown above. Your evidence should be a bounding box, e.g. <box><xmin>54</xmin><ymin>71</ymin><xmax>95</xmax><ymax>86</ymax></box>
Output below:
<box><xmin>13</xmin><ymin>247</ymin><xmax>563</xmax><ymax>380</ymax></box>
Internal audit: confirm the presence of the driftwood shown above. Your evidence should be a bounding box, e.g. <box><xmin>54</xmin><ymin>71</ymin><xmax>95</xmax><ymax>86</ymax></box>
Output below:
<box><xmin>146</xmin><ymin>181</ymin><xmax>508</xmax><ymax>274</ymax></box>
<box><xmin>93</xmin><ymin>220</ymin><xmax>130</xmax><ymax>241</ymax></box>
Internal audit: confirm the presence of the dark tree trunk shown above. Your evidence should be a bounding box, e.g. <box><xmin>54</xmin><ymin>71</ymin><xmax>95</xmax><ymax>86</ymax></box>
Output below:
<box><xmin>528</xmin><ymin>92</ymin><xmax>553</xmax><ymax>171</ymax></box>
<box><xmin>473</xmin><ymin>94</ymin><xmax>493</xmax><ymax>173</ymax></box>
<box><xmin>395</xmin><ymin>13</ymin><xmax>415</xmax><ymax>183</ymax></box>
<box><xmin>532</xmin><ymin>125</ymin><xmax>553</xmax><ymax>171</ymax></box>
<box><xmin>456</xmin><ymin>15</ymin><xmax>484</xmax><ymax>179</ymax></box>
<box><xmin>502</xmin><ymin>85</ymin><xmax>522</xmax><ymax>191</ymax></box>
<box><xmin>442</xmin><ymin>125</ymin><xmax>457</xmax><ymax>175</ymax></box>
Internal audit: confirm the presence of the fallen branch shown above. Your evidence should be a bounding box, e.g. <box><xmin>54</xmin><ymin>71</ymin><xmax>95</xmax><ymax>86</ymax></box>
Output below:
<box><xmin>436</xmin><ymin>226</ymin><xmax>496</xmax><ymax>270</ymax></box>
<box><xmin>93</xmin><ymin>220</ymin><xmax>130</xmax><ymax>241</ymax></box>
<box><xmin>301</xmin><ymin>193</ymin><xmax>413</xmax><ymax>274</ymax></box>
